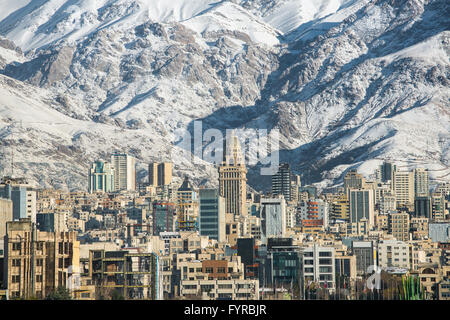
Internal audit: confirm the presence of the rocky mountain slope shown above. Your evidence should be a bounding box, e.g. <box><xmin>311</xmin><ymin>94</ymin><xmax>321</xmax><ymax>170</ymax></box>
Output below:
<box><xmin>0</xmin><ymin>0</ymin><xmax>448</xmax><ymax>191</ymax></box>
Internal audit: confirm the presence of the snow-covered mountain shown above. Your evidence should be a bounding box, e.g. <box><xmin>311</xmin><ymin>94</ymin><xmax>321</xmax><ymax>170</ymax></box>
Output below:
<box><xmin>0</xmin><ymin>0</ymin><xmax>448</xmax><ymax>191</ymax></box>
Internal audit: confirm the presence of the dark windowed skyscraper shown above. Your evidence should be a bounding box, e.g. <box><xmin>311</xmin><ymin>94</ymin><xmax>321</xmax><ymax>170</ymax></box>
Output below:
<box><xmin>272</xmin><ymin>163</ymin><xmax>292</xmax><ymax>201</ymax></box>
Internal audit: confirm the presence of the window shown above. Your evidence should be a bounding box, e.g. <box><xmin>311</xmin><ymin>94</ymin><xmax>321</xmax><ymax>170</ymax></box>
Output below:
<box><xmin>12</xmin><ymin>243</ymin><xmax>21</xmax><ymax>251</ymax></box>
<box><xmin>217</xmin><ymin>267</ymin><xmax>226</xmax><ymax>273</ymax></box>
<box><xmin>12</xmin><ymin>275</ymin><xmax>20</xmax><ymax>283</ymax></box>
<box><xmin>12</xmin><ymin>259</ymin><xmax>21</xmax><ymax>267</ymax></box>
<box><xmin>319</xmin><ymin>266</ymin><xmax>332</xmax><ymax>273</ymax></box>
<box><xmin>36</xmin><ymin>275</ymin><xmax>43</xmax><ymax>283</ymax></box>
<box><xmin>205</xmin><ymin>267</ymin><xmax>213</xmax><ymax>273</ymax></box>
<box><xmin>81</xmin><ymin>292</ymin><xmax>90</xmax><ymax>298</ymax></box>
<box><xmin>319</xmin><ymin>259</ymin><xmax>332</xmax><ymax>265</ymax></box>
<box><xmin>319</xmin><ymin>251</ymin><xmax>332</xmax><ymax>257</ymax></box>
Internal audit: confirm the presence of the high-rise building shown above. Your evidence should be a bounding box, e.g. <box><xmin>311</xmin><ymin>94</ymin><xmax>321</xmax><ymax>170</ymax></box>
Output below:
<box><xmin>389</xmin><ymin>212</ymin><xmax>410</xmax><ymax>242</ymax></box>
<box><xmin>111</xmin><ymin>153</ymin><xmax>136</xmax><ymax>191</ymax></box>
<box><xmin>428</xmin><ymin>223</ymin><xmax>450</xmax><ymax>243</ymax></box>
<box><xmin>199</xmin><ymin>189</ymin><xmax>225</xmax><ymax>243</ymax></box>
<box><xmin>272</xmin><ymin>163</ymin><xmax>292</xmax><ymax>202</ymax></box>
<box><xmin>414</xmin><ymin>168</ymin><xmax>429</xmax><ymax>197</ymax></box>
<box><xmin>266</xmin><ymin>238</ymin><xmax>302</xmax><ymax>289</ymax></box>
<box><xmin>379</xmin><ymin>193</ymin><xmax>397</xmax><ymax>213</ymax></box>
<box><xmin>435</xmin><ymin>182</ymin><xmax>450</xmax><ymax>199</ymax></box>
<box><xmin>218</xmin><ymin>134</ymin><xmax>247</xmax><ymax>217</ymax></box>
<box><xmin>377</xmin><ymin>240</ymin><xmax>410</xmax><ymax>269</ymax></box>
<box><xmin>344</xmin><ymin>170</ymin><xmax>366</xmax><ymax>192</ymax></box>
<box><xmin>349</xmin><ymin>189</ymin><xmax>374</xmax><ymax>226</ymax></box>
<box><xmin>393</xmin><ymin>170</ymin><xmax>415</xmax><ymax>206</ymax></box>
<box><xmin>414</xmin><ymin>196</ymin><xmax>432</xmax><ymax>218</ymax></box>
<box><xmin>157</xmin><ymin>162</ymin><xmax>173</xmax><ymax>186</ymax></box>
<box><xmin>89</xmin><ymin>249</ymin><xmax>159</xmax><ymax>300</ymax></box>
<box><xmin>297</xmin><ymin>199</ymin><xmax>329</xmax><ymax>228</ymax></box>
<box><xmin>148</xmin><ymin>162</ymin><xmax>173</xmax><ymax>186</ymax></box>
<box><xmin>88</xmin><ymin>161</ymin><xmax>115</xmax><ymax>193</ymax></box>
<box><xmin>260</xmin><ymin>197</ymin><xmax>286</xmax><ymax>244</ymax></box>
<box><xmin>176</xmin><ymin>176</ymin><xmax>198</xmax><ymax>231</ymax></box>
<box><xmin>431</xmin><ymin>192</ymin><xmax>445</xmax><ymax>221</ymax></box>
<box><xmin>4</xmin><ymin>219</ymin><xmax>79</xmax><ymax>299</ymax></box>
<box><xmin>330</xmin><ymin>193</ymin><xmax>349</xmax><ymax>221</ymax></box>
<box><xmin>148</xmin><ymin>163</ymin><xmax>158</xmax><ymax>186</ymax></box>
<box><xmin>152</xmin><ymin>201</ymin><xmax>176</xmax><ymax>235</ymax></box>
<box><xmin>302</xmin><ymin>244</ymin><xmax>335</xmax><ymax>290</ymax></box>
<box><xmin>352</xmin><ymin>241</ymin><xmax>375</xmax><ymax>276</ymax></box>
<box><xmin>0</xmin><ymin>198</ymin><xmax>12</xmax><ymax>239</ymax></box>
<box><xmin>379</xmin><ymin>161</ymin><xmax>396</xmax><ymax>183</ymax></box>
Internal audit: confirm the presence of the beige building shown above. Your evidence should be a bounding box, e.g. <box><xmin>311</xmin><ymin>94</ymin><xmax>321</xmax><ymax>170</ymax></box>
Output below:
<box><xmin>393</xmin><ymin>171</ymin><xmax>415</xmax><ymax>207</ymax></box>
<box><xmin>218</xmin><ymin>134</ymin><xmax>247</xmax><ymax>218</ymax></box>
<box><xmin>344</xmin><ymin>170</ymin><xmax>366</xmax><ymax>192</ymax></box>
<box><xmin>149</xmin><ymin>162</ymin><xmax>173</xmax><ymax>186</ymax></box>
<box><xmin>410</xmin><ymin>217</ymin><xmax>429</xmax><ymax>240</ymax></box>
<box><xmin>0</xmin><ymin>199</ymin><xmax>13</xmax><ymax>239</ymax></box>
<box><xmin>389</xmin><ymin>212</ymin><xmax>410</xmax><ymax>242</ymax></box>
<box><xmin>180</xmin><ymin>278</ymin><xmax>259</xmax><ymax>300</ymax></box>
<box><xmin>4</xmin><ymin>219</ymin><xmax>79</xmax><ymax>299</ymax></box>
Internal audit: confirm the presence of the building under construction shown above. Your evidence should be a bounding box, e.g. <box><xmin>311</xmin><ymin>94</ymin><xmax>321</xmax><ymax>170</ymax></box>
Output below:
<box><xmin>89</xmin><ymin>248</ymin><xmax>159</xmax><ymax>300</ymax></box>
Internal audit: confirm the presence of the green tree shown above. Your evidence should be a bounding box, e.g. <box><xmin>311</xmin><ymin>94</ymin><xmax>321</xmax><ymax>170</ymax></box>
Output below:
<box><xmin>45</xmin><ymin>286</ymin><xmax>72</xmax><ymax>300</ymax></box>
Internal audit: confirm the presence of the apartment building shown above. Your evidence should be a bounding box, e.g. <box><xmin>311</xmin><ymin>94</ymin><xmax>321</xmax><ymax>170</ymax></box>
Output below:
<box><xmin>3</xmin><ymin>219</ymin><xmax>79</xmax><ymax>299</ymax></box>
<box><xmin>302</xmin><ymin>244</ymin><xmax>336</xmax><ymax>290</ymax></box>
<box><xmin>377</xmin><ymin>240</ymin><xmax>410</xmax><ymax>269</ymax></box>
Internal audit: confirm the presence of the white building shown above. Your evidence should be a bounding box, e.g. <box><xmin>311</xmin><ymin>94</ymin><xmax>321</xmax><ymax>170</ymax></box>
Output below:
<box><xmin>302</xmin><ymin>244</ymin><xmax>336</xmax><ymax>290</ymax></box>
<box><xmin>260</xmin><ymin>197</ymin><xmax>286</xmax><ymax>244</ymax></box>
<box><xmin>111</xmin><ymin>153</ymin><xmax>136</xmax><ymax>191</ymax></box>
<box><xmin>377</xmin><ymin>239</ymin><xmax>410</xmax><ymax>269</ymax></box>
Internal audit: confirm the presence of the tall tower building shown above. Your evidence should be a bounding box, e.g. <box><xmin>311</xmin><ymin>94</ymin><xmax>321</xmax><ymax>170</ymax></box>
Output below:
<box><xmin>344</xmin><ymin>170</ymin><xmax>366</xmax><ymax>193</ymax></box>
<box><xmin>157</xmin><ymin>162</ymin><xmax>173</xmax><ymax>186</ymax></box>
<box><xmin>260</xmin><ymin>197</ymin><xmax>286</xmax><ymax>244</ymax></box>
<box><xmin>199</xmin><ymin>188</ymin><xmax>225</xmax><ymax>242</ymax></box>
<box><xmin>89</xmin><ymin>161</ymin><xmax>115</xmax><ymax>193</ymax></box>
<box><xmin>389</xmin><ymin>212</ymin><xmax>410</xmax><ymax>242</ymax></box>
<box><xmin>272</xmin><ymin>163</ymin><xmax>292</xmax><ymax>202</ymax></box>
<box><xmin>393</xmin><ymin>171</ymin><xmax>415</xmax><ymax>207</ymax></box>
<box><xmin>111</xmin><ymin>153</ymin><xmax>136</xmax><ymax>191</ymax></box>
<box><xmin>148</xmin><ymin>162</ymin><xmax>173</xmax><ymax>186</ymax></box>
<box><xmin>414</xmin><ymin>168</ymin><xmax>429</xmax><ymax>197</ymax></box>
<box><xmin>148</xmin><ymin>163</ymin><xmax>158</xmax><ymax>186</ymax></box>
<box><xmin>379</xmin><ymin>161</ymin><xmax>396</xmax><ymax>182</ymax></box>
<box><xmin>218</xmin><ymin>133</ymin><xmax>247</xmax><ymax>217</ymax></box>
<box><xmin>349</xmin><ymin>189</ymin><xmax>374</xmax><ymax>226</ymax></box>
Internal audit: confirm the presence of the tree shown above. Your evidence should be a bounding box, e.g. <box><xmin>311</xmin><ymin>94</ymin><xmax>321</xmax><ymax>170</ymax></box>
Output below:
<box><xmin>45</xmin><ymin>286</ymin><xmax>72</xmax><ymax>300</ymax></box>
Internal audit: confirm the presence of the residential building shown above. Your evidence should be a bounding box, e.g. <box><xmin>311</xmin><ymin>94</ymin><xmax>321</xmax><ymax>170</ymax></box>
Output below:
<box><xmin>377</xmin><ymin>240</ymin><xmax>410</xmax><ymax>269</ymax></box>
<box><xmin>4</xmin><ymin>219</ymin><xmax>80</xmax><ymax>299</ymax></box>
<box><xmin>389</xmin><ymin>212</ymin><xmax>410</xmax><ymax>242</ymax></box>
<box><xmin>393</xmin><ymin>171</ymin><xmax>415</xmax><ymax>206</ymax></box>
<box><xmin>302</xmin><ymin>244</ymin><xmax>335</xmax><ymax>290</ymax></box>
